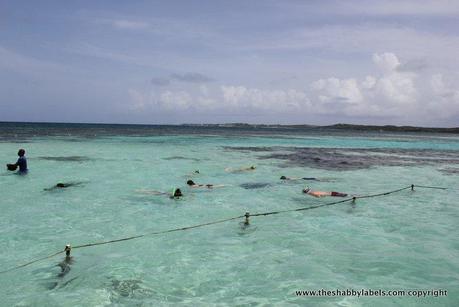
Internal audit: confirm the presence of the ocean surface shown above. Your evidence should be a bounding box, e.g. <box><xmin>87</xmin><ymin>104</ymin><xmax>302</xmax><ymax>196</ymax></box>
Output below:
<box><xmin>0</xmin><ymin>122</ymin><xmax>458</xmax><ymax>306</ymax></box>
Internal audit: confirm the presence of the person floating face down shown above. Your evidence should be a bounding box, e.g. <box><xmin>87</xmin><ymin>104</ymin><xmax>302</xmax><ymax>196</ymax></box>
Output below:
<box><xmin>135</xmin><ymin>188</ymin><xmax>183</xmax><ymax>198</ymax></box>
<box><xmin>186</xmin><ymin>179</ymin><xmax>226</xmax><ymax>189</ymax></box>
<box><xmin>6</xmin><ymin>149</ymin><xmax>28</xmax><ymax>173</ymax></box>
<box><xmin>44</xmin><ymin>182</ymin><xmax>84</xmax><ymax>191</ymax></box>
<box><xmin>225</xmin><ymin>165</ymin><xmax>256</xmax><ymax>173</ymax></box>
<box><xmin>280</xmin><ymin>176</ymin><xmax>318</xmax><ymax>181</ymax></box>
<box><xmin>302</xmin><ymin>187</ymin><xmax>348</xmax><ymax>198</ymax></box>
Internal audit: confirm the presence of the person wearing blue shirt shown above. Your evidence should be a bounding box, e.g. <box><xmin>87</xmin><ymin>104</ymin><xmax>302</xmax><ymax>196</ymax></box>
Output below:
<box><xmin>7</xmin><ymin>149</ymin><xmax>28</xmax><ymax>174</ymax></box>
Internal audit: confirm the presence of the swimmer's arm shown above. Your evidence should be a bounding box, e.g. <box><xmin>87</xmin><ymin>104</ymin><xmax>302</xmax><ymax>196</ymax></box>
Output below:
<box><xmin>194</xmin><ymin>184</ymin><xmax>219</xmax><ymax>188</ymax></box>
<box><xmin>190</xmin><ymin>185</ymin><xmax>202</xmax><ymax>188</ymax></box>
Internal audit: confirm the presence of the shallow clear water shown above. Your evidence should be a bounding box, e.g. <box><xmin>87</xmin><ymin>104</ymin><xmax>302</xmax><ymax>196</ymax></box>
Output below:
<box><xmin>0</xmin><ymin>125</ymin><xmax>458</xmax><ymax>306</ymax></box>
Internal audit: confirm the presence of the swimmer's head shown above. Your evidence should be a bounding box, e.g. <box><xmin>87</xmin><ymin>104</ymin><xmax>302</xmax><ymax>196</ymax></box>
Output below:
<box><xmin>173</xmin><ymin>188</ymin><xmax>183</xmax><ymax>197</ymax></box>
<box><xmin>303</xmin><ymin>187</ymin><xmax>311</xmax><ymax>194</ymax></box>
<box><xmin>280</xmin><ymin>176</ymin><xmax>287</xmax><ymax>180</ymax></box>
<box><xmin>56</xmin><ymin>183</ymin><xmax>65</xmax><ymax>188</ymax></box>
<box><xmin>18</xmin><ymin>149</ymin><xmax>25</xmax><ymax>157</ymax></box>
<box><xmin>187</xmin><ymin>180</ymin><xmax>195</xmax><ymax>186</ymax></box>
<box><xmin>250</xmin><ymin>166</ymin><xmax>256</xmax><ymax>170</ymax></box>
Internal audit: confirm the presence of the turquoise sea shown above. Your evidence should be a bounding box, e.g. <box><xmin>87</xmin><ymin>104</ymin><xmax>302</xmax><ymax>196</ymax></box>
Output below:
<box><xmin>0</xmin><ymin>123</ymin><xmax>458</xmax><ymax>306</ymax></box>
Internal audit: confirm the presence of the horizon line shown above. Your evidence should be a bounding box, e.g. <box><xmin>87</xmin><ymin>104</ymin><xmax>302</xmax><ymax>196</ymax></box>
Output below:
<box><xmin>0</xmin><ymin>120</ymin><xmax>458</xmax><ymax>130</ymax></box>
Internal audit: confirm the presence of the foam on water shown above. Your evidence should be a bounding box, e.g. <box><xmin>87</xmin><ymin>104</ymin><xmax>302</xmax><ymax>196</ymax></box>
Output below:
<box><xmin>0</xmin><ymin>126</ymin><xmax>458</xmax><ymax>306</ymax></box>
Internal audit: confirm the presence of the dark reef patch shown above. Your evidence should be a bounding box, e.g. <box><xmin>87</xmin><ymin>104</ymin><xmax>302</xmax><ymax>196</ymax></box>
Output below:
<box><xmin>225</xmin><ymin>146</ymin><xmax>279</xmax><ymax>152</ymax></box>
<box><xmin>439</xmin><ymin>167</ymin><xmax>459</xmax><ymax>175</ymax></box>
<box><xmin>226</xmin><ymin>146</ymin><xmax>459</xmax><ymax>171</ymax></box>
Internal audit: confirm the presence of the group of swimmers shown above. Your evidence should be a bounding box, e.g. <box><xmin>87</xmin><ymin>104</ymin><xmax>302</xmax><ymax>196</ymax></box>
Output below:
<box><xmin>139</xmin><ymin>167</ymin><xmax>348</xmax><ymax>199</ymax></box>
<box><xmin>6</xmin><ymin>149</ymin><xmax>349</xmax><ymax>198</ymax></box>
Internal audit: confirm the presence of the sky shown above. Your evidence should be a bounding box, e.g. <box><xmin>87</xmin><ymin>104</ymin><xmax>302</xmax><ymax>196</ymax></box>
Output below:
<box><xmin>0</xmin><ymin>0</ymin><xmax>458</xmax><ymax>127</ymax></box>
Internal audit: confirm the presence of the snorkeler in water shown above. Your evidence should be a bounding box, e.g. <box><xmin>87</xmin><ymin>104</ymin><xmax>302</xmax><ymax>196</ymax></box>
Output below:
<box><xmin>44</xmin><ymin>182</ymin><xmax>84</xmax><ymax>191</ymax></box>
<box><xmin>136</xmin><ymin>188</ymin><xmax>183</xmax><ymax>199</ymax></box>
<box><xmin>302</xmin><ymin>187</ymin><xmax>348</xmax><ymax>198</ymax></box>
<box><xmin>186</xmin><ymin>180</ymin><xmax>225</xmax><ymax>189</ymax></box>
<box><xmin>225</xmin><ymin>165</ymin><xmax>256</xmax><ymax>173</ymax></box>
<box><xmin>280</xmin><ymin>176</ymin><xmax>318</xmax><ymax>181</ymax></box>
<box><xmin>280</xmin><ymin>176</ymin><xmax>335</xmax><ymax>182</ymax></box>
<box><xmin>171</xmin><ymin>188</ymin><xmax>183</xmax><ymax>198</ymax></box>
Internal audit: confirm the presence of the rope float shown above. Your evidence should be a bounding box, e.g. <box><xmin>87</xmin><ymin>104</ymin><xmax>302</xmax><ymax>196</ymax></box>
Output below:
<box><xmin>0</xmin><ymin>184</ymin><xmax>447</xmax><ymax>275</ymax></box>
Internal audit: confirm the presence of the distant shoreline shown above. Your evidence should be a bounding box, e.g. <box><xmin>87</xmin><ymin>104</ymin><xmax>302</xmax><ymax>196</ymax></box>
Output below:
<box><xmin>0</xmin><ymin>121</ymin><xmax>458</xmax><ymax>133</ymax></box>
<box><xmin>184</xmin><ymin>123</ymin><xmax>459</xmax><ymax>133</ymax></box>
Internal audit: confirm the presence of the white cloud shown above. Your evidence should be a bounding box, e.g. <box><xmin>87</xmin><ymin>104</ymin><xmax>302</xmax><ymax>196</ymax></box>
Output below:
<box><xmin>128</xmin><ymin>88</ymin><xmax>214</xmax><ymax>112</ymax></box>
<box><xmin>431</xmin><ymin>74</ymin><xmax>459</xmax><ymax>100</ymax></box>
<box><xmin>310</xmin><ymin>53</ymin><xmax>418</xmax><ymax>116</ymax></box>
<box><xmin>128</xmin><ymin>85</ymin><xmax>309</xmax><ymax>113</ymax></box>
<box><xmin>159</xmin><ymin>91</ymin><xmax>192</xmax><ymax>110</ymax></box>
<box><xmin>428</xmin><ymin>74</ymin><xmax>459</xmax><ymax>118</ymax></box>
<box><xmin>371</xmin><ymin>53</ymin><xmax>417</xmax><ymax>106</ymax></box>
<box><xmin>373</xmin><ymin>53</ymin><xmax>400</xmax><ymax>73</ymax></box>
<box><xmin>373</xmin><ymin>70</ymin><xmax>417</xmax><ymax>105</ymax></box>
<box><xmin>221</xmin><ymin>86</ymin><xmax>247</xmax><ymax>107</ymax></box>
<box><xmin>311</xmin><ymin>78</ymin><xmax>363</xmax><ymax>104</ymax></box>
<box><xmin>127</xmin><ymin>53</ymin><xmax>459</xmax><ymax>124</ymax></box>
<box><xmin>362</xmin><ymin>76</ymin><xmax>377</xmax><ymax>89</ymax></box>
<box><xmin>220</xmin><ymin>86</ymin><xmax>309</xmax><ymax>111</ymax></box>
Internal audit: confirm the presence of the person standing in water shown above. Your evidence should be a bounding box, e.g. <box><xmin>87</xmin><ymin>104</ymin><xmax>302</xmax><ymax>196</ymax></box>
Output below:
<box><xmin>7</xmin><ymin>149</ymin><xmax>28</xmax><ymax>174</ymax></box>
